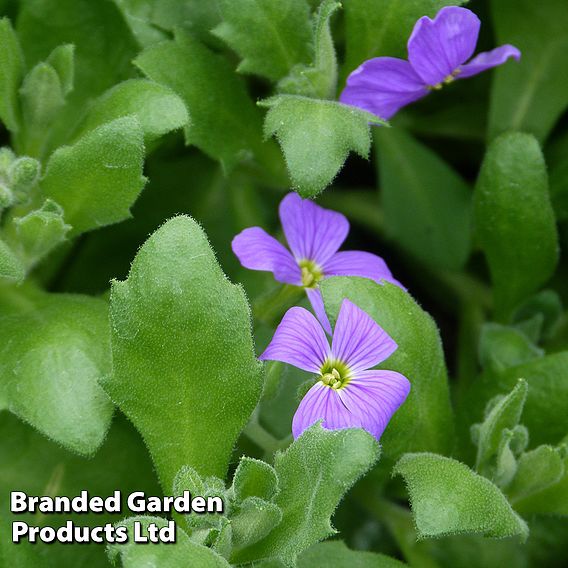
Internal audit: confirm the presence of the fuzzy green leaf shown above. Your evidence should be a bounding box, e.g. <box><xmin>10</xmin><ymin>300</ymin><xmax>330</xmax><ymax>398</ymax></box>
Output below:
<box><xmin>0</xmin><ymin>17</ymin><xmax>24</xmax><ymax>132</ymax></box>
<box><xmin>16</xmin><ymin>0</ymin><xmax>139</xmax><ymax>152</ymax></box>
<box><xmin>46</xmin><ymin>43</ymin><xmax>74</xmax><ymax>95</ymax></box>
<box><xmin>41</xmin><ymin>116</ymin><xmax>146</xmax><ymax>236</ymax></box>
<box><xmin>508</xmin><ymin>445</ymin><xmax>565</xmax><ymax>504</ymax></box>
<box><xmin>473</xmin><ymin>380</ymin><xmax>528</xmax><ymax>474</ymax></box>
<box><xmin>78</xmin><ymin>79</ymin><xmax>189</xmax><ymax>144</ymax></box>
<box><xmin>3</xmin><ymin>198</ymin><xmax>70</xmax><ymax>270</ymax></box>
<box><xmin>214</xmin><ymin>0</ymin><xmax>312</xmax><ymax>82</ymax></box>
<box><xmin>104</xmin><ymin>216</ymin><xmax>263</xmax><ymax>490</ymax></box>
<box><xmin>233</xmin><ymin>457</ymin><xmax>279</xmax><ymax>502</ymax></box>
<box><xmin>0</xmin><ymin>290</ymin><xmax>113</xmax><ymax>455</ymax></box>
<box><xmin>375</xmin><ymin>128</ymin><xmax>472</xmax><ymax>271</ymax></box>
<box><xmin>342</xmin><ymin>0</ymin><xmax>467</xmax><ymax>80</ymax></box>
<box><xmin>135</xmin><ymin>31</ymin><xmax>264</xmax><ymax>170</ymax></box>
<box><xmin>466</xmin><ymin>353</ymin><xmax>568</xmax><ymax>450</ymax></box>
<box><xmin>474</xmin><ymin>133</ymin><xmax>558</xmax><ymax>318</ymax></box>
<box><xmin>321</xmin><ymin>277</ymin><xmax>455</xmax><ymax>459</ymax></box>
<box><xmin>394</xmin><ymin>453</ymin><xmax>528</xmax><ymax>540</ymax></box>
<box><xmin>0</xmin><ymin>238</ymin><xmax>25</xmax><ymax>282</ymax></box>
<box><xmin>298</xmin><ymin>541</ymin><xmax>408</xmax><ymax>567</ymax></box>
<box><xmin>479</xmin><ymin>324</ymin><xmax>542</xmax><ymax>373</ymax></box>
<box><xmin>511</xmin><ymin>455</ymin><xmax>568</xmax><ymax>516</ymax></box>
<box><xmin>108</xmin><ymin>517</ymin><xmax>230</xmax><ymax>568</ymax></box>
<box><xmin>232</xmin><ymin>425</ymin><xmax>379</xmax><ymax>566</ymax></box>
<box><xmin>174</xmin><ymin>466</ymin><xmax>227</xmax><ymax>530</ymax></box>
<box><xmin>18</xmin><ymin>62</ymin><xmax>66</xmax><ymax>157</ymax></box>
<box><xmin>150</xmin><ymin>0</ymin><xmax>221</xmax><ymax>44</ymax></box>
<box><xmin>278</xmin><ymin>0</ymin><xmax>341</xmax><ymax>99</ymax></box>
<box><xmin>0</xmin><ymin>413</ymin><xmax>160</xmax><ymax>568</ymax></box>
<box><xmin>489</xmin><ymin>0</ymin><xmax>568</xmax><ymax>142</ymax></box>
<box><xmin>231</xmin><ymin>497</ymin><xmax>283</xmax><ymax>550</ymax></box>
<box><xmin>262</xmin><ymin>95</ymin><xmax>383</xmax><ymax>197</ymax></box>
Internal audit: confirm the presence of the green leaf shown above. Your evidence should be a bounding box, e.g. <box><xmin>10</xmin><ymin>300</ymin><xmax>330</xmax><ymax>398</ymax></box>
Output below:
<box><xmin>298</xmin><ymin>541</ymin><xmax>408</xmax><ymax>567</ymax></box>
<box><xmin>513</xmin><ymin>290</ymin><xmax>563</xmax><ymax>342</ymax></box>
<box><xmin>233</xmin><ymin>457</ymin><xmax>279</xmax><ymax>502</ymax></box>
<box><xmin>231</xmin><ymin>497</ymin><xmax>283</xmax><ymax>549</ymax></box>
<box><xmin>212</xmin><ymin>518</ymin><xmax>233</xmax><ymax>560</ymax></box>
<box><xmin>232</xmin><ymin>425</ymin><xmax>379</xmax><ymax>566</ymax></box>
<box><xmin>108</xmin><ymin>517</ymin><xmax>230</xmax><ymax>568</ymax></box>
<box><xmin>375</xmin><ymin>128</ymin><xmax>472</xmax><ymax>271</ymax></box>
<box><xmin>278</xmin><ymin>0</ymin><xmax>341</xmax><ymax>99</ymax></box>
<box><xmin>472</xmin><ymin>380</ymin><xmax>527</xmax><ymax>474</ymax></box>
<box><xmin>150</xmin><ymin>0</ymin><xmax>221</xmax><ymax>44</ymax></box>
<box><xmin>104</xmin><ymin>216</ymin><xmax>263</xmax><ymax>490</ymax></box>
<box><xmin>474</xmin><ymin>133</ymin><xmax>558</xmax><ymax>319</ymax></box>
<box><xmin>321</xmin><ymin>277</ymin><xmax>454</xmax><ymax>458</ymax></box>
<box><xmin>0</xmin><ymin>290</ymin><xmax>113</xmax><ymax>455</ymax></box>
<box><xmin>46</xmin><ymin>43</ymin><xmax>74</xmax><ymax>95</ymax></box>
<box><xmin>16</xmin><ymin>0</ymin><xmax>139</xmax><ymax>151</ymax></box>
<box><xmin>3</xmin><ymin>198</ymin><xmax>71</xmax><ymax>269</ymax></box>
<box><xmin>18</xmin><ymin>62</ymin><xmax>66</xmax><ymax>157</ymax></box>
<box><xmin>77</xmin><ymin>79</ymin><xmax>189</xmax><ymax>145</ymax></box>
<box><xmin>0</xmin><ymin>238</ymin><xmax>24</xmax><ymax>282</ymax></box>
<box><xmin>173</xmin><ymin>466</ymin><xmax>228</xmax><ymax>530</ymax></box>
<box><xmin>488</xmin><ymin>0</ymin><xmax>568</xmax><ymax>142</ymax></box>
<box><xmin>41</xmin><ymin>115</ymin><xmax>146</xmax><ymax>236</ymax></box>
<box><xmin>0</xmin><ymin>17</ymin><xmax>24</xmax><ymax>132</ymax></box>
<box><xmin>508</xmin><ymin>445</ymin><xmax>565</xmax><ymax>504</ymax></box>
<box><xmin>511</xmin><ymin>455</ymin><xmax>568</xmax><ymax>516</ymax></box>
<box><xmin>0</xmin><ymin>413</ymin><xmax>160</xmax><ymax>568</ymax></box>
<box><xmin>394</xmin><ymin>453</ymin><xmax>529</xmax><ymax>540</ymax></box>
<box><xmin>135</xmin><ymin>31</ymin><xmax>264</xmax><ymax>170</ymax></box>
<box><xmin>214</xmin><ymin>0</ymin><xmax>312</xmax><ymax>82</ymax></box>
<box><xmin>342</xmin><ymin>0</ymin><xmax>466</xmax><ymax>80</ymax></box>
<box><xmin>465</xmin><ymin>352</ymin><xmax>568</xmax><ymax>451</ymax></box>
<box><xmin>262</xmin><ymin>95</ymin><xmax>382</xmax><ymax>197</ymax></box>
<box><xmin>478</xmin><ymin>324</ymin><xmax>543</xmax><ymax>373</ymax></box>
<box><xmin>7</xmin><ymin>155</ymin><xmax>41</xmax><ymax>200</ymax></box>
<box><xmin>548</xmin><ymin>130</ymin><xmax>568</xmax><ymax>220</ymax></box>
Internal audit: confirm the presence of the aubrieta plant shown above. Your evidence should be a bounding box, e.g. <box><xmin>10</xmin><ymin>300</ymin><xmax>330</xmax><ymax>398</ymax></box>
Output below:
<box><xmin>1</xmin><ymin>0</ymin><xmax>568</xmax><ymax>567</ymax></box>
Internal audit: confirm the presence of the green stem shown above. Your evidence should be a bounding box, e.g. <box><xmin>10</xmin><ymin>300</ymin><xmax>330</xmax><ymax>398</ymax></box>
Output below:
<box><xmin>252</xmin><ymin>284</ymin><xmax>304</xmax><ymax>326</ymax></box>
<box><xmin>353</xmin><ymin>487</ymin><xmax>441</xmax><ymax>568</ymax></box>
<box><xmin>242</xmin><ymin>410</ymin><xmax>292</xmax><ymax>461</ymax></box>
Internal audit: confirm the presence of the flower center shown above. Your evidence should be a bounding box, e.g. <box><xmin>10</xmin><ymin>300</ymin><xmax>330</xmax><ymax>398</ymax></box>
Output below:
<box><xmin>319</xmin><ymin>360</ymin><xmax>351</xmax><ymax>390</ymax></box>
<box><xmin>428</xmin><ymin>68</ymin><xmax>461</xmax><ymax>91</ymax></box>
<box><xmin>299</xmin><ymin>259</ymin><xmax>323</xmax><ymax>289</ymax></box>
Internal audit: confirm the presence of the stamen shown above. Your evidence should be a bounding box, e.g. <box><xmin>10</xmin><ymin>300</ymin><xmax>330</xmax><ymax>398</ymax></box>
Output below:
<box><xmin>299</xmin><ymin>259</ymin><xmax>323</xmax><ymax>289</ymax></box>
<box><xmin>320</xmin><ymin>366</ymin><xmax>349</xmax><ymax>390</ymax></box>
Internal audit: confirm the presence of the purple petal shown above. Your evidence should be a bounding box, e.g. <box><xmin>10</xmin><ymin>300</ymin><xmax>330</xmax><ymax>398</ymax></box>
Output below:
<box><xmin>408</xmin><ymin>7</ymin><xmax>480</xmax><ymax>86</ymax></box>
<box><xmin>458</xmin><ymin>44</ymin><xmax>521</xmax><ymax>79</ymax></box>
<box><xmin>232</xmin><ymin>227</ymin><xmax>301</xmax><ymax>285</ymax></box>
<box><xmin>331</xmin><ymin>299</ymin><xmax>397</xmax><ymax>373</ymax></box>
<box><xmin>323</xmin><ymin>250</ymin><xmax>405</xmax><ymax>289</ymax></box>
<box><xmin>306</xmin><ymin>287</ymin><xmax>332</xmax><ymax>335</ymax></box>
<box><xmin>292</xmin><ymin>370</ymin><xmax>410</xmax><ymax>440</ymax></box>
<box><xmin>292</xmin><ymin>382</ymin><xmax>364</xmax><ymax>439</ymax></box>
<box><xmin>260</xmin><ymin>306</ymin><xmax>330</xmax><ymax>373</ymax></box>
<box><xmin>340</xmin><ymin>57</ymin><xmax>428</xmax><ymax>120</ymax></box>
<box><xmin>340</xmin><ymin>370</ymin><xmax>411</xmax><ymax>440</ymax></box>
<box><xmin>279</xmin><ymin>193</ymin><xmax>349</xmax><ymax>265</ymax></box>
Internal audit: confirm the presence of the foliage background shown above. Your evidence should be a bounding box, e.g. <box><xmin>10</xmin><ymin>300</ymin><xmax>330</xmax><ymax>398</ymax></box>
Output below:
<box><xmin>0</xmin><ymin>0</ymin><xmax>567</xmax><ymax>567</ymax></box>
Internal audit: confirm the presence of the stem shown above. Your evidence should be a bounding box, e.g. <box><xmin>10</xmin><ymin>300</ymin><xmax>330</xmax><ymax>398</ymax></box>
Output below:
<box><xmin>252</xmin><ymin>284</ymin><xmax>304</xmax><ymax>326</ymax></box>
<box><xmin>242</xmin><ymin>409</ymin><xmax>292</xmax><ymax>460</ymax></box>
<box><xmin>353</xmin><ymin>486</ymin><xmax>441</xmax><ymax>568</ymax></box>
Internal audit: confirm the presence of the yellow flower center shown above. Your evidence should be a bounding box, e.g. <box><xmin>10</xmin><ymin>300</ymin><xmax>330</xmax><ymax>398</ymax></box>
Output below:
<box><xmin>319</xmin><ymin>361</ymin><xmax>351</xmax><ymax>390</ymax></box>
<box><xmin>299</xmin><ymin>259</ymin><xmax>323</xmax><ymax>289</ymax></box>
<box><xmin>428</xmin><ymin>68</ymin><xmax>461</xmax><ymax>91</ymax></box>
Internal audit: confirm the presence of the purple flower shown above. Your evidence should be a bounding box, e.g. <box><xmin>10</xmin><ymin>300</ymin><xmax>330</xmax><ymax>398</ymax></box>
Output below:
<box><xmin>260</xmin><ymin>299</ymin><xmax>410</xmax><ymax>440</ymax></box>
<box><xmin>340</xmin><ymin>6</ymin><xmax>521</xmax><ymax>120</ymax></box>
<box><xmin>232</xmin><ymin>193</ymin><xmax>402</xmax><ymax>332</ymax></box>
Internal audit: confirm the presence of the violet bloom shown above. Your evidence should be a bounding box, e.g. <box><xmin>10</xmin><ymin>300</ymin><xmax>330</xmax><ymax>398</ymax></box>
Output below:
<box><xmin>232</xmin><ymin>193</ymin><xmax>402</xmax><ymax>332</ymax></box>
<box><xmin>260</xmin><ymin>299</ymin><xmax>410</xmax><ymax>440</ymax></box>
<box><xmin>340</xmin><ymin>6</ymin><xmax>521</xmax><ymax>120</ymax></box>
